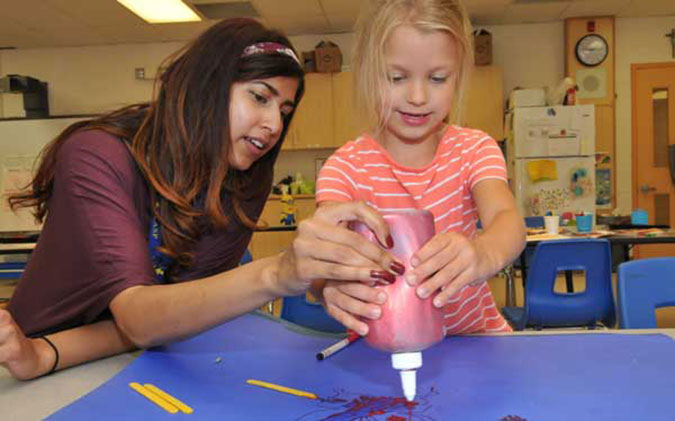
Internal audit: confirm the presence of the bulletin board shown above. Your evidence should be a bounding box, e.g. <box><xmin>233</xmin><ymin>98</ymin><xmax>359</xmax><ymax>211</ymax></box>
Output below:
<box><xmin>49</xmin><ymin>312</ymin><xmax>675</xmax><ymax>420</ymax></box>
<box><xmin>0</xmin><ymin>117</ymin><xmax>87</xmax><ymax>231</ymax></box>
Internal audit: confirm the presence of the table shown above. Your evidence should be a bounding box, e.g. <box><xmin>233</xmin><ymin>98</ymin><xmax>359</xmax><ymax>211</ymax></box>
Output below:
<box><xmin>2</xmin><ymin>314</ymin><xmax>675</xmax><ymax>420</ymax></box>
<box><xmin>504</xmin><ymin>230</ymin><xmax>675</xmax><ymax>307</ymax></box>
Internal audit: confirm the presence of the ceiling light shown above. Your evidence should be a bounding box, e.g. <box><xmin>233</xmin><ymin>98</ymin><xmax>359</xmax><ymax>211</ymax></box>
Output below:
<box><xmin>117</xmin><ymin>0</ymin><xmax>202</xmax><ymax>23</ymax></box>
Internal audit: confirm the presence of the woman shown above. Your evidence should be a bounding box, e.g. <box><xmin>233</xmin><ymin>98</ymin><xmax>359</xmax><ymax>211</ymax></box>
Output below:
<box><xmin>0</xmin><ymin>18</ymin><xmax>400</xmax><ymax>380</ymax></box>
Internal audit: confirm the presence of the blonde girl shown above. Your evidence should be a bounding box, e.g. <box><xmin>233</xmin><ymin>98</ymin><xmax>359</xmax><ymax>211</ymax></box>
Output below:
<box><xmin>315</xmin><ymin>0</ymin><xmax>526</xmax><ymax>336</ymax></box>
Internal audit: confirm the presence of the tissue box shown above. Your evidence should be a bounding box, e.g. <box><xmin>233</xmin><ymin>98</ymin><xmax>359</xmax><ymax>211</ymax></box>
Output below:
<box><xmin>315</xmin><ymin>41</ymin><xmax>342</xmax><ymax>73</ymax></box>
<box><xmin>473</xmin><ymin>30</ymin><xmax>492</xmax><ymax>66</ymax></box>
<box><xmin>509</xmin><ymin>88</ymin><xmax>547</xmax><ymax>109</ymax></box>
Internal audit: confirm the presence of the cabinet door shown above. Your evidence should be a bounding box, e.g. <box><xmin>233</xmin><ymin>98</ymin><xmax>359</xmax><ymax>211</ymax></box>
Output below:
<box><xmin>331</xmin><ymin>71</ymin><xmax>374</xmax><ymax>147</ymax></box>
<box><xmin>281</xmin><ymin>119</ymin><xmax>297</xmax><ymax>150</ymax></box>
<box><xmin>249</xmin><ymin>196</ymin><xmax>316</xmax><ymax>260</ymax></box>
<box><xmin>462</xmin><ymin>66</ymin><xmax>504</xmax><ymax>140</ymax></box>
<box><xmin>288</xmin><ymin>73</ymin><xmax>334</xmax><ymax>149</ymax></box>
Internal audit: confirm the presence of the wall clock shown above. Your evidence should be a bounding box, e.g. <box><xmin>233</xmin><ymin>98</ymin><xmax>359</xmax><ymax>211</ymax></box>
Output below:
<box><xmin>575</xmin><ymin>33</ymin><xmax>609</xmax><ymax>66</ymax></box>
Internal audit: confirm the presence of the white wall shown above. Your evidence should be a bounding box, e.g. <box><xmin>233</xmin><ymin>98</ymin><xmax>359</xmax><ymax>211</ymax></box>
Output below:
<box><xmin>615</xmin><ymin>16</ymin><xmax>675</xmax><ymax>213</ymax></box>
<box><xmin>0</xmin><ymin>33</ymin><xmax>355</xmax><ymax>118</ymax></box>
<box><xmin>1</xmin><ymin>18</ymin><xmax>671</xmax><ymax>207</ymax></box>
<box><xmin>0</xmin><ymin>24</ymin><xmax>563</xmax><ymax>116</ymax></box>
<box><xmin>0</xmin><ymin>42</ymin><xmax>182</xmax><ymax>117</ymax></box>
<box><xmin>484</xmin><ymin>22</ymin><xmax>565</xmax><ymax>97</ymax></box>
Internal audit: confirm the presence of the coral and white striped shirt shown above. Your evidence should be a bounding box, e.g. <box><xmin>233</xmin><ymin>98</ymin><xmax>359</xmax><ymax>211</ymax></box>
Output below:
<box><xmin>316</xmin><ymin>125</ymin><xmax>512</xmax><ymax>334</ymax></box>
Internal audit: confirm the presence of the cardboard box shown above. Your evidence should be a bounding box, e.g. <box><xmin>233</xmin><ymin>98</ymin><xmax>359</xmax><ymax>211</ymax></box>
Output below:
<box><xmin>508</xmin><ymin>88</ymin><xmax>547</xmax><ymax>109</ymax></box>
<box><xmin>473</xmin><ymin>30</ymin><xmax>492</xmax><ymax>66</ymax></box>
<box><xmin>314</xmin><ymin>41</ymin><xmax>342</xmax><ymax>73</ymax></box>
<box><xmin>301</xmin><ymin>51</ymin><xmax>316</xmax><ymax>73</ymax></box>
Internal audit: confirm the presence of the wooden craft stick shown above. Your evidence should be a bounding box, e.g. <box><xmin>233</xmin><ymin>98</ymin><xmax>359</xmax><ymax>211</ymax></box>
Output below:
<box><xmin>143</xmin><ymin>383</ymin><xmax>194</xmax><ymax>414</ymax></box>
<box><xmin>129</xmin><ymin>382</ymin><xmax>178</xmax><ymax>414</ymax></box>
<box><xmin>246</xmin><ymin>379</ymin><xmax>318</xmax><ymax>400</ymax></box>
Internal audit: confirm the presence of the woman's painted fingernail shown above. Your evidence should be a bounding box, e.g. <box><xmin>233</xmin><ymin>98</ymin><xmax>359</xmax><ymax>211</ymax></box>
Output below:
<box><xmin>417</xmin><ymin>287</ymin><xmax>429</xmax><ymax>299</ymax></box>
<box><xmin>370</xmin><ymin>307</ymin><xmax>381</xmax><ymax>319</ymax></box>
<box><xmin>370</xmin><ymin>270</ymin><xmax>395</xmax><ymax>284</ymax></box>
<box><xmin>433</xmin><ymin>297</ymin><xmax>444</xmax><ymax>308</ymax></box>
<box><xmin>410</xmin><ymin>256</ymin><xmax>420</xmax><ymax>267</ymax></box>
<box><xmin>390</xmin><ymin>261</ymin><xmax>405</xmax><ymax>275</ymax></box>
<box><xmin>358</xmin><ymin>325</ymin><xmax>369</xmax><ymax>335</ymax></box>
<box><xmin>386</xmin><ymin>235</ymin><xmax>394</xmax><ymax>249</ymax></box>
<box><xmin>377</xmin><ymin>292</ymin><xmax>387</xmax><ymax>304</ymax></box>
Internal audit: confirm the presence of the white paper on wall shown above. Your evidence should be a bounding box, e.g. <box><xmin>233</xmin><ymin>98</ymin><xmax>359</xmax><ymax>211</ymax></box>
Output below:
<box><xmin>548</xmin><ymin>134</ymin><xmax>580</xmax><ymax>156</ymax></box>
<box><xmin>0</xmin><ymin>155</ymin><xmax>40</xmax><ymax>231</ymax></box>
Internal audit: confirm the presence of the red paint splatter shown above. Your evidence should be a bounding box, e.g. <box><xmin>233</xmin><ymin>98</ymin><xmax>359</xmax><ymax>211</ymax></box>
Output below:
<box><xmin>322</xmin><ymin>395</ymin><xmax>418</xmax><ymax>420</ymax></box>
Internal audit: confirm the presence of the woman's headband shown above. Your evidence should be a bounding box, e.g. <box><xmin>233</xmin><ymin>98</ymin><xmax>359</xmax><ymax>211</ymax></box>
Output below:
<box><xmin>242</xmin><ymin>42</ymin><xmax>300</xmax><ymax>65</ymax></box>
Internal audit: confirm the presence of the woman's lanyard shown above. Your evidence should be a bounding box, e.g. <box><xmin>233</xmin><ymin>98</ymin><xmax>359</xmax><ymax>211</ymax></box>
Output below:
<box><xmin>149</xmin><ymin>216</ymin><xmax>173</xmax><ymax>282</ymax></box>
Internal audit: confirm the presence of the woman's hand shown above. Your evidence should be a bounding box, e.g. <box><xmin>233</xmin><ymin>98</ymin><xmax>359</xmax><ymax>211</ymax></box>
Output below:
<box><xmin>275</xmin><ymin>201</ymin><xmax>402</xmax><ymax>297</ymax></box>
<box><xmin>404</xmin><ymin>232</ymin><xmax>495</xmax><ymax>308</ymax></box>
<box><xmin>0</xmin><ymin>309</ymin><xmax>53</xmax><ymax>380</ymax></box>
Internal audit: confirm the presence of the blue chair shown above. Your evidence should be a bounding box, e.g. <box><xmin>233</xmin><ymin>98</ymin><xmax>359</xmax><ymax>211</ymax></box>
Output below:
<box><xmin>239</xmin><ymin>248</ymin><xmax>253</xmax><ymax>265</ymax></box>
<box><xmin>502</xmin><ymin>239</ymin><xmax>616</xmax><ymax>330</ymax></box>
<box><xmin>280</xmin><ymin>294</ymin><xmax>346</xmax><ymax>333</ymax></box>
<box><xmin>516</xmin><ymin>216</ymin><xmax>545</xmax><ymax>275</ymax></box>
<box><xmin>617</xmin><ymin>257</ymin><xmax>675</xmax><ymax>329</ymax></box>
<box><xmin>0</xmin><ymin>261</ymin><xmax>26</xmax><ymax>279</ymax></box>
<box><xmin>503</xmin><ymin>216</ymin><xmax>546</xmax><ymax>306</ymax></box>
<box><xmin>243</xmin><ymin>250</ymin><xmax>344</xmax><ymax>332</ymax></box>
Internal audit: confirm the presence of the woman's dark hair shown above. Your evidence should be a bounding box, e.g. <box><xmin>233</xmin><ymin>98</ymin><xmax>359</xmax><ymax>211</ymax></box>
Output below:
<box><xmin>9</xmin><ymin>18</ymin><xmax>305</xmax><ymax>265</ymax></box>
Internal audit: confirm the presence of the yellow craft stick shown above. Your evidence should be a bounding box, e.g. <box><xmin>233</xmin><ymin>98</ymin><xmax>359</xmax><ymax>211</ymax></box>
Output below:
<box><xmin>129</xmin><ymin>382</ymin><xmax>178</xmax><ymax>414</ymax></box>
<box><xmin>143</xmin><ymin>383</ymin><xmax>194</xmax><ymax>414</ymax></box>
<box><xmin>246</xmin><ymin>379</ymin><xmax>318</xmax><ymax>400</ymax></box>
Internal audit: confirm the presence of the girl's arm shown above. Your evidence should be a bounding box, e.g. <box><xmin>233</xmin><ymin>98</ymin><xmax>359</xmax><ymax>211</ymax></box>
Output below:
<box><xmin>471</xmin><ymin>179</ymin><xmax>527</xmax><ymax>274</ymax></box>
<box><xmin>0</xmin><ymin>309</ymin><xmax>134</xmax><ymax>380</ymax></box>
<box><xmin>405</xmin><ymin>179</ymin><xmax>526</xmax><ymax>306</ymax></box>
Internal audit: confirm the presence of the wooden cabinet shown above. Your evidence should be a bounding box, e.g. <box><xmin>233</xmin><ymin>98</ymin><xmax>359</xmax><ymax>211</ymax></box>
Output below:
<box><xmin>285</xmin><ymin>72</ymin><xmax>372</xmax><ymax>150</ymax></box>
<box><xmin>285</xmin><ymin>68</ymin><xmax>504</xmax><ymax>149</ymax></box>
<box><xmin>248</xmin><ymin>195</ymin><xmax>316</xmax><ymax>260</ymax></box>
<box><xmin>462</xmin><ymin>65</ymin><xmax>504</xmax><ymax>140</ymax></box>
<box><xmin>331</xmin><ymin>71</ymin><xmax>373</xmax><ymax>148</ymax></box>
<box><xmin>284</xmin><ymin>73</ymin><xmax>334</xmax><ymax>150</ymax></box>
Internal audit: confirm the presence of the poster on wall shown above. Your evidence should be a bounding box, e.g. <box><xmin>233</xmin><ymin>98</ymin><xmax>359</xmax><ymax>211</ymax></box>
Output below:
<box><xmin>596</xmin><ymin>168</ymin><xmax>612</xmax><ymax>208</ymax></box>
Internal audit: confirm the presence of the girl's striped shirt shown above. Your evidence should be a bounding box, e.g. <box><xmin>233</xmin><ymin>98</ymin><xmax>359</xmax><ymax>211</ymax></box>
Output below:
<box><xmin>316</xmin><ymin>125</ymin><xmax>512</xmax><ymax>334</ymax></box>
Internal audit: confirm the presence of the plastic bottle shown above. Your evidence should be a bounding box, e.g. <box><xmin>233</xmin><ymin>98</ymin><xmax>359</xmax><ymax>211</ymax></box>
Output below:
<box><xmin>349</xmin><ymin>210</ymin><xmax>444</xmax><ymax>402</ymax></box>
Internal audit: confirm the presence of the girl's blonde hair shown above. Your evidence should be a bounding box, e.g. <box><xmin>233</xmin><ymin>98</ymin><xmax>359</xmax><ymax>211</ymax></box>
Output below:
<box><xmin>353</xmin><ymin>0</ymin><xmax>474</xmax><ymax>132</ymax></box>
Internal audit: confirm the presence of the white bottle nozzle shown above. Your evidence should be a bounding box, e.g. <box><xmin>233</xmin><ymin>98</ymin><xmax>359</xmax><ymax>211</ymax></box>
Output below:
<box><xmin>399</xmin><ymin>369</ymin><xmax>417</xmax><ymax>402</ymax></box>
<box><xmin>391</xmin><ymin>351</ymin><xmax>422</xmax><ymax>402</ymax></box>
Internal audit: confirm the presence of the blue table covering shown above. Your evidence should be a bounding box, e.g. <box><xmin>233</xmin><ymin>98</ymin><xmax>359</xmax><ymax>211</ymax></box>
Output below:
<box><xmin>50</xmin><ymin>313</ymin><xmax>675</xmax><ymax>420</ymax></box>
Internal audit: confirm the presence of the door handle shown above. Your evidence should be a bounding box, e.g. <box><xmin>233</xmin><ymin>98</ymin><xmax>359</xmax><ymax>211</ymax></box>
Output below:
<box><xmin>640</xmin><ymin>184</ymin><xmax>657</xmax><ymax>194</ymax></box>
<box><xmin>669</xmin><ymin>145</ymin><xmax>675</xmax><ymax>185</ymax></box>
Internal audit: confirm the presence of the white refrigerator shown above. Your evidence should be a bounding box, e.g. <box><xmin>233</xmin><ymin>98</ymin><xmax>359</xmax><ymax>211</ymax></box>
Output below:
<box><xmin>506</xmin><ymin>105</ymin><xmax>596</xmax><ymax>216</ymax></box>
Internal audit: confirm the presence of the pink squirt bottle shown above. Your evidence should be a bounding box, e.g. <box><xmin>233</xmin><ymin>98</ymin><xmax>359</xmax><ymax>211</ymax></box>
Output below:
<box><xmin>349</xmin><ymin>210</ymin><xmax>444</xmax><ymax>401</ymax></box>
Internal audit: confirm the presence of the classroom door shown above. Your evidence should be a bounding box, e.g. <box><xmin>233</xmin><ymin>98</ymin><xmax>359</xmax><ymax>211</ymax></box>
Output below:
<box><xmin>632</xmin><ymin>63</ymin><xmax>675</xmax><ymax>258</ymax></box>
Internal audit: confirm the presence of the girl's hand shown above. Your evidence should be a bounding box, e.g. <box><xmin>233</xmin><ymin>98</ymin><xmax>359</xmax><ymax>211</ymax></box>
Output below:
<box><xmin>321</xmin><ymin>280</ymin><xmax>388</xmax><ymax>335</ymax></box>
<box><xmin>275</xmin><ymin>201</ymin><xmax>403</xmax><ymax>297</ymax></box>
<box><xmin>405</xmin><ymin>232</ymin><xmax>496</xmax><ymax>308</ymax></box>
<box><xmin>0</xmin><ymin>309</ymin><xmax>53</xmax><ymax>380</ymax></box>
